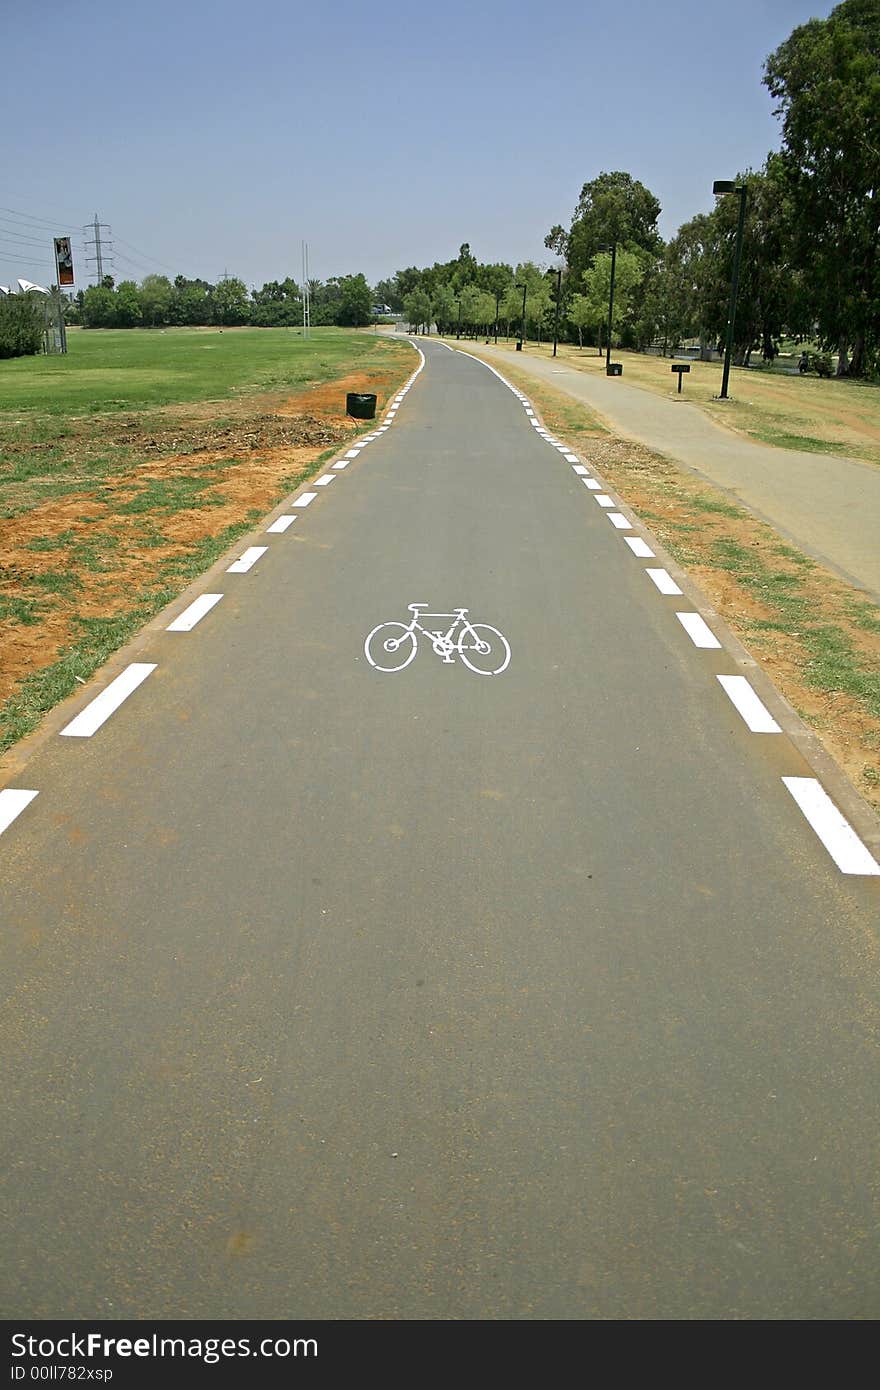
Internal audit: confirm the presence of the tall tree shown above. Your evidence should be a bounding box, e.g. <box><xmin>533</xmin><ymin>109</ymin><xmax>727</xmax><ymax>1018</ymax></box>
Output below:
<box><xmin>335</xmin><ymin>273</ymin><xmax>373</xmax><ymax>327</ymax></box>
<box><xmin>764</xmin><ymin>0</ymin><xmax>880</xmax><ymax>375</ymax></box>
<box><xmin>139</xmin><ymin>274</ymin><xmax>173</xmax><ymax>328</ymax></box>
<box><xmin>564</xmin><ymin>171</ymin><xmax>662</xmax><ymax>287</ymax></box>
<box><xmin>212</xmin><ymin>276</ymin><xmax>250</xmax><ymax>326</ymax></box>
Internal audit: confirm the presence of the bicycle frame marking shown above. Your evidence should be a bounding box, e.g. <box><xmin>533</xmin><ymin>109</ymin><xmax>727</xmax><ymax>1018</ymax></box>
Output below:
<box><xmin>364</xmin><ymin>604</ymin><xmax>511</xmax><ymax>675</ymax></box>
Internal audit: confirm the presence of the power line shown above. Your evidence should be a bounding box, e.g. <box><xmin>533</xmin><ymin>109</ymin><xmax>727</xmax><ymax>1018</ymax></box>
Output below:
<box><xmin>0</xmin><ymin>205</ymin><xmax>78</xmax><ymax>232</ymax></box>
<box><xmin>114</xmin><ymin>235</ymin><xmax>177</xmax><ymax>275</ymax></box>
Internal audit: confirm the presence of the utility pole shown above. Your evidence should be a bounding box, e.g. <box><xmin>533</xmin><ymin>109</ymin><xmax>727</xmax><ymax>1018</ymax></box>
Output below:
<box><xmin>83</xmin><ymin>214</ymin><xmax>112</xmax><ymax>285</ymax></box>
<box><xmin>302</xmin><ymin>241</ymin><xmax>311</xmax><ymax>339</ymax></box>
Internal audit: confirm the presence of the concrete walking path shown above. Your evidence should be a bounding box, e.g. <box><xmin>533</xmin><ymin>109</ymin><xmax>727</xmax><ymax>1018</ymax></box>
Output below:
<box><xmin>453</xmin><ymin>342</ymin><xmax>880</xmax><ymax>600</ymax></box>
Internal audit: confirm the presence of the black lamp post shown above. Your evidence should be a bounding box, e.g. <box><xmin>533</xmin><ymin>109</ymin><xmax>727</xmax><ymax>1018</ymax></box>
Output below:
<box><xmin>713</xmin><ymin>179</ymin><xmax>747</xmax><ymax>400</ymax></box>
<box><xmin>551</xmin><ymin>266</ymin><xmax>563</xmax><ymax>358</ymax></box>
<box><xmin>456</xmin><ymin>298</ymin><xmax>462</xmax><ymax>340</ymax></box>
<box><xmin>516</xmin><ymin>282</ymin><xmax>527</xmax><ymax>350</ymax></box>
<box><xmin>605</xmin><ymin>241</ymin><xmax>617</xmax><ymax>375</ymax></box>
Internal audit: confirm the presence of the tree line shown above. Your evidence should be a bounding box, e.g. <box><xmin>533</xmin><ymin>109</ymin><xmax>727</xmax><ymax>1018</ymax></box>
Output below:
<box><xmin>70</xmin><ymin>271</ymin><xmax>377</xmax><ymax>330</ymax></box>
<box><xmin>386</xmin><ymin>0</ymin><xmax>878</xmax><ymax>378</ymax></box>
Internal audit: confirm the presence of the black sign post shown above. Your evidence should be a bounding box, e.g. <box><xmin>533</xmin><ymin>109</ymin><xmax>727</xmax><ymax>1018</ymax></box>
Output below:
<box><xmin>671</xmin><ymin>363</ymin><xmax>691</xmax><ymax>394</ymax></box>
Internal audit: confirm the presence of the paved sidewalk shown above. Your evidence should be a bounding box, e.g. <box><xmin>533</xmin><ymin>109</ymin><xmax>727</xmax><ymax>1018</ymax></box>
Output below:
<box><xmin>455</xmin><ymin>342</ymin><xmax>880</xmax><ymax>599</ymax></box>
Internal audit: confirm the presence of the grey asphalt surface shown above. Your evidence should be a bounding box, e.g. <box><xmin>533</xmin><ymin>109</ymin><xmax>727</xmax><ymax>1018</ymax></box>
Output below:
<box><xmin>447</xmin><ymin>340</ymin><xmax>880</xmax><ymax>600</ymax></box>
<box><xmin>1</xmin><ymin>339</ymin><xmax>879</xmax><ymax>1320</ymax></box>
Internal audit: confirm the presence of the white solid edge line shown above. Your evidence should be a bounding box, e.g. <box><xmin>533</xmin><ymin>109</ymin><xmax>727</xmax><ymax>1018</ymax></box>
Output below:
<box><xmin>782</xmin><ymin>777</ymin><xmax>880</xmax><ymax>875</ymax></box>
<box><xmin>227</xmin><ymin>546</ymin><xmax>268</xmax><ymax>572</ymax></box>
<box><xmin>292</xmin><ymin>493</ymin><xmax>318</xmax><ymax>508</ymax></box>
<box><xmin>266</xmin><ymin>514</ymin><xmax>297</xmax><ymax>532</ymax></box>
<box><xmin>60</xmin><ymin>663</ymin><xmax>156</xmax><ymax>738</ymax></box>
<box><xmin>676</xmin><ymin>612</ymin><xmax>721</xmax><ymax>648</ymax></box>
<box><xmin>166</xmin><ymin>593</ymin><xmax>224</xmax><ymax>630</ymax></box>
<box><xmin>0</xmin><ymin>788</ymin><xmax>39</xmax><ymax>836</ymax></box>
<box><xmin>716</xmin><ymin>675</ymin><xmax>781</xmax><ymax>733</ymax></box>
<box><xmin>624</xmin><ymin>536</ymin><xmax>655</xmax><ymax>557</ymax></box>
<box><xmin>644</xmin><ymin>567</ymin><xmax>683</xmax><ymax>596</ymax></box>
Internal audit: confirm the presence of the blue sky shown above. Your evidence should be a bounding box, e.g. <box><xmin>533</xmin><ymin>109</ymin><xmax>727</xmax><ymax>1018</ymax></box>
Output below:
<box><xmin>0</xmin><ymin>0</ymin><xmax>835</xmax><ymax>293</ymax></box>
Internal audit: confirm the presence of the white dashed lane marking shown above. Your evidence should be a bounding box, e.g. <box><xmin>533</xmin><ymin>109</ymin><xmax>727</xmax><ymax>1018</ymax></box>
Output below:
<box><xmin>60</xmin><ymin>664</ymin><xmax>156</xmax><ymax>738</ymax></box>
<box><xmin>782</xmin><ymin>778</ymin><xmax>880</xmax><ymax>875</ymax></box>
<box><xmin>292</xmin><ymin>493</ymin><xmax>318</xmax><ymax>508</ymax></box>
<box><xmin>166</xmin><ymin>593</ymin><xmax>224</xmax><ymax>630</ymax></box>
<box><xmin>0</xmin><ymin>789</ymin><xmax>39</xmax><ymax>837</ymax></box>
<box><xmin>266</xmin><ymin>515</ymin><xmax>297</xmax><ymax>532</ymax></box>
<box><xmin>595</xmin><ymin>494</ymin><xmax>614</xmax><ymax>507</ymax></box>
<box><xmin>644</xmin><ymin>568</ymin><xmax>682</xmax><ymax>596</ymax></box>
<box><xmin>572</xmin><ymin>465</ymin><xmax>589</xmax><ymax>475</ymax></box>
<box><xmin>717</xmin><ymin>675</ymin><xmax>781</xmax><ymax>733</ymax></box>
<box><xmin>676</xmin><ymin>612</ymin><xmax>721</xmax><ymax>649</ymax></box>
<box><xmin>624</xmin><ymin>536</ymin><xmax>655</xmax><ymax>557</ymax></box>
<box><xmin>314</xmin><ymin>475</ymin><xmax>336</xmax><ymax>487</ymax></box>
<box><xmin>607</xmin><ymin>513</ymin><xmax>632</xmax><ymax>529</ymax></box>
<box><xmin>227</xmin><ymin>546</ymin><xmax>268</xmax><ymax>573</ymax></box>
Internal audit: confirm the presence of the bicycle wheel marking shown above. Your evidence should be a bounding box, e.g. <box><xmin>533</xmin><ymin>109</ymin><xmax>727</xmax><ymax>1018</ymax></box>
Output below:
<box><xmin>364</xmin><ymin>605</ymin><xmax>511</xmax><ymax>675</ymax></box>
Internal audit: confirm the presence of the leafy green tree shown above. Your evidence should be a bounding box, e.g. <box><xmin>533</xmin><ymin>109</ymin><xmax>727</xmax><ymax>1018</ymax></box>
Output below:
<box><xmin>139</xmin><ymin>274</ymin><xmax>172</xmax><ymax>328</ymax></box>
<box><xmin>564</xmin><ymin>171</ymin><xmax>662</xmax><ymax>288</ymax></box>
<box><xmin>114</xmin><ymin>280</ymin><xmax>143</xmax><ymax>328</ymax></box>
<box><xmin>80</xmin><ymin>284</ymin><xmax>116</xmax><ymax>328</ymax></box>
<box><xmin>431</xmin><ymin>282</ymin><xmax>456</xmax><ymax>334</ymax></box>
<box><xmin>567</xmin><ymin>294</ymin><xmax>595</xmax><ymax>349</ymax></box>
<box><xmin>250</xmin><ymin>277</ymin><xmax>302</xmax><ymax>326</ymax></box>
<box><xmin>581</xmin><ymin>249</ymin><xmax>644</xmax><ymax>356</ymax></box>
<box><xmin>404</xmin><ymin>288</ymin><xmax>432</xmax><ymax>332</ymax></box>
<box><xmin>212</xmin><ymin>276</ymin><xmax>250</xmax><ymax>326</ymax></box>
<box><xmin>479</xmin><ymin>262</ymin><xmax>514</xmax><ymax>336</ymax></box>
<box><xmin>764</xmin><ymin>0</ymin><xmax>880</xmax><ymax>375</ymax></box>
<box><xmin>170</xmin><ymin>276</ymin><xmax>213</xmax><ymax>326</ymax></box>
<box><xmin>335</xmin><ymin>273</ymin><xmax>372</xmax><ymax>327</ymax></box>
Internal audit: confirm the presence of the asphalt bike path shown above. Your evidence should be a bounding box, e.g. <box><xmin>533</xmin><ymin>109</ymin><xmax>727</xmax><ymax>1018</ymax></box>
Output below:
<box><xmin>1</xmin><ymin>340</ymin><xmax>878</xmax><ymax>1319</ymax></box>
<box><xmin>444</xmin><ymin>340</ymin><xmax>880</xmax><ymax>600</ymax></box>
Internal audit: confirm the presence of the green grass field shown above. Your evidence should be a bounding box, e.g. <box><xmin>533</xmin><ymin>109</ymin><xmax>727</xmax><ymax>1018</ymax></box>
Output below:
<box><xmin>1</xmin><ymin>325</ymin><xmax>393</xmax><ymax>415</ymax></box>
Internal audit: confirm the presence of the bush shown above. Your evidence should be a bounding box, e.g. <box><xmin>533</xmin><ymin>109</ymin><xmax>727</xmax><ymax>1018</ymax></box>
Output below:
<box><xmin>0</xmin><ymin>295</ymin><xmax>45</xmax><ymax>358</ymax></box>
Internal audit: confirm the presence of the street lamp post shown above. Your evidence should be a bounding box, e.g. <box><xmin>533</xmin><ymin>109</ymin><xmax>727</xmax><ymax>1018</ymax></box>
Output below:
<box><xmin>713</xmin><ymin>179</ymin><xmax>748</xmax><ymax>400</ymax></box>
<box><xmin>516</xmin><ymin>282</ymin><xmax>527</xmax><ymax>350</ymax></box>
<box><xmin>552</xmin><ymin>266</ymin><xmax>563</xmax><ymax>358</ymax></box>
<box><xmin>605</xmin><ymin>241</ymin><xmax>617</xmax><ymax>375</ymax></box>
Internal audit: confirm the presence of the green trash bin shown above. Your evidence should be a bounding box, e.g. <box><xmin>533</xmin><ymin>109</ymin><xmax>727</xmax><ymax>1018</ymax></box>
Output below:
<box><xmin>346</xmin><ymin>392</ymin><xmax>377</xmax><ymax>419</ymax></box>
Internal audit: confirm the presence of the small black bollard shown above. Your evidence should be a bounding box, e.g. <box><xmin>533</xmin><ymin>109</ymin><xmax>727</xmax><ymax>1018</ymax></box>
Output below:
<box><xmin>671</xmin><ymin>363</ymin><xmax>691</xmax><ymax>393</ymax></box>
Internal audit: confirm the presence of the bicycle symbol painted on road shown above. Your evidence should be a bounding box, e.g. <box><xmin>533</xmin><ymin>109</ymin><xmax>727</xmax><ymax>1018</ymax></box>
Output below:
<box><xmin>364</xmin><ymin>604</ymin><xmax>511</xmax><ymax>675</ymax></box>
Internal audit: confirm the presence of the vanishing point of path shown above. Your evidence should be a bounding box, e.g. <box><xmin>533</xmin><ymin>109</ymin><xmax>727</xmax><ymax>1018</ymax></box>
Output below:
<box><xmin>1</xmin><ymin>340</ymin><xmax>878</xmax><ymax>1319</ymax></box>
<box><xmin>448</xmin><ymin>340</ymin><xmax>880</xmax><ymax>601</ymax></box>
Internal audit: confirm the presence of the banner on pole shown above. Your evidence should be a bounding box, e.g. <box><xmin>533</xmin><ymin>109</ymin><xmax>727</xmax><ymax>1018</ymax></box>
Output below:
<box><xmin>54</xmin><ymin>237</ymin><xmax>74</xmax><ymax>287</ymax></box>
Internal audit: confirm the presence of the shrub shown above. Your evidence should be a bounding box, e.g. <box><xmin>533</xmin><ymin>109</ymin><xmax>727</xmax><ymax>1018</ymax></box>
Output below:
<box><xmin>0</xmin><ymin>295</ymin><xmax>45</xmax><ymax>358</ymax></box>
